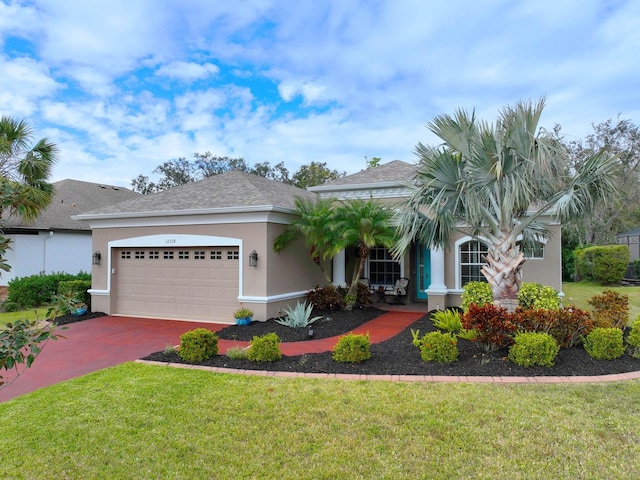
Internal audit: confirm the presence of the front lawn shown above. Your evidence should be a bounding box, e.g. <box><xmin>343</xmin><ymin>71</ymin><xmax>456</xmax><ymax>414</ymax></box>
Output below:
<box><xmin>1</xmin><ymin>363</ymin><xmax>639</xmax><ymax>479</ymax></box>
<box><xmin>0</xmin><ymin>308</ymin><xmax>50</xmax><ymax>325</ymax></box>
<box><xmin>563</xmin><ymin>282</ymin><xmax>640</xmax><ymax>321</ymax></box>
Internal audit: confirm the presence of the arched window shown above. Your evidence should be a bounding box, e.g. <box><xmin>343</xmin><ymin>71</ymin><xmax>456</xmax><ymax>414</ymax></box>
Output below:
<box><xmin>459</xmin><ymin>240</ymin><xmax>488</xmax><ymax>286</ymax></box>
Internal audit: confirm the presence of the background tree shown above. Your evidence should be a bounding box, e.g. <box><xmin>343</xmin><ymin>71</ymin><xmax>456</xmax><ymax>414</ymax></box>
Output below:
<box><xmin>0</xmin><ymin>116</ymin><xmax>58</xmax><ymax>272</ymax></box>
<box><xmin>393</xmin><ymin>99</ymin><xmax>621</xmax><ymax>305</ymax></box>
<box><xmin>553</xmin><ymin>118</ymin><xmax>640</xmax><ymax>246</ymax></box>
<box><xmin>290</xmin><ymin>161</ymin><xmax>345</xmax><ymax>189</ymax></box>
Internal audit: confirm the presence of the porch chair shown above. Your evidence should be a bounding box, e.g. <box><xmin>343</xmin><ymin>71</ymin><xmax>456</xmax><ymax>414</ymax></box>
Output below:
<box><xmin>383</xmin><ymin>277</ymin><xmax>410</xmax><ymax>305</ymax></box>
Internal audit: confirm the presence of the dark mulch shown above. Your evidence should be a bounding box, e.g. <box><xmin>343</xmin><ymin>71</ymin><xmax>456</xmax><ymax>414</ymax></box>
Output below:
<box><xmin>54</xmin><ymin>311</ymin><xmax>106</xmax><ymax>325</ymax></box>
<box><xmin>143</xmin><ymin>308</ymin><xmax>640</xmax><ymax>377</ymax></box>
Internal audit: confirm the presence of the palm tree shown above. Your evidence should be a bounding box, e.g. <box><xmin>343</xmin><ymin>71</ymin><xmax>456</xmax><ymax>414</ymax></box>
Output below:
<box><xmin>0</xmin><ymin>116</ymin><xmax>58</xmax><ymax>272</ymax></box>
<box><xmin>274</xmin><ymin>197</ymin><xmax>337</xmax><ymax>283</ymax></box>
<box><xmin>333</xmin><ymin>199</ymin><xmax>397</xmax><ymax>297</ymax></box>
<box><xmin>393</xmin><ymin>99</ymin><xmax>620</xmax><ymax>305</ymax></box>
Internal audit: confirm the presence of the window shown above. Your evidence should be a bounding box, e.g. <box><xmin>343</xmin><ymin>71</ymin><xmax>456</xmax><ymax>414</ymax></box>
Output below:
<box><xmin>163</xmin><ymin>251</ymin><xmax>174</xmax><ymax>260</ymax></box>
<box><xmin>227</xmin><ymin>250</ymin><xmax>239</xmax><ymax>260</ymax></box>
<box><xmin>178</xmin><ymin>250</ymin><xmax>190</xmax><ymax>260</ymax></box>
<box><xmin>459</xmin><ymin>240</ymin><xmax>488</xmax><ymax>286</ymax></box>
<box><xmin>149</xmin><ymin>251</ymin><xmax>159</xmax><ymax>259</ymax></box>
<box><xmin>368</xmin><ymin>247</ymin><xmax>401</xmax><ymax>286</ymax></box>
<box><xmin>211</xmin><ymin>250</ymin><xmax>222</xmax><ymax>260</ymax></box>
<box><xmin>121</xmin><ymin>251</ymin><xmax>131</xmax><ymax>259</ymax></box>
<box><xmin>194</xmin><ymin>251</ymin><xmax>205</xmax><ymax>260</ymax></box>
<box><xmin>134</xmin><ymin>251</ymin><xmax>145</xmax><ymax>259</ymax></box>
<box><xmin>520</xmin><ymin>241</ymin><xmax>544</xmax><ymax>259</ymax></box>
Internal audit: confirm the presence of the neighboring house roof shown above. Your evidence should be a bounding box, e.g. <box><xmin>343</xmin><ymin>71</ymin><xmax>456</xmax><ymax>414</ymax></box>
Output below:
<box><xmin>308</xmin><ymin>160</ymin><xmax>417</xmax><ymax>198</ymax></box>
<box><xmin>618</xmin><ymin>228</ymin><xmax>640</xmax><ymax>237</ymax></box>
<box><xmin>2</xmin><ymin>179</ymin><xmax>140</xmax><ymax>231</ymax></box>
<box><xmin>75</xmin><ymin>170</ymin><xmax>317</xmax><ymax>220</ymax></box>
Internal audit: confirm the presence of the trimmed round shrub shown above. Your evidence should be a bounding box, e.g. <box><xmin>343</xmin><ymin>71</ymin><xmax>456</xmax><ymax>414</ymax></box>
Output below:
<box><xmin>247</xmin><ymin>333</ymin><xmax>282</xmax><ymax>362</ymax></box>
<box><xmin>626</xmin><ymin>316</ymin><xmax>640</xmax><ymax>359</ymax></box>
<box><xmin>2</xmin><ymin>301</ymin><xmax>19</xmax><ymax>313</ymax></box>
<box><xmin>508</xmin><ymin>332</ymin><xmax>559</xmax><ymax>368</ymax></box>
<box><xmin>178</xmin><ymin>328</ymin><xmax>219</xmax><ymax>363</ymax></box>
<box><xmin>416</xmin><ymin>331</ymin><xmax>458</xmax><ymax>363</ymax></box>
<box><xmin>517</xmin><ymin>283</ymin><xmax>560</xmax><ymax>310</ymax></box>
<box><xmin>461</xmin><ymin>281</ymin><xmax>493</xmax><ymax>312</ymax></box>
<box><xmin>583</xmin><ymin>328</ymin><xmax>625</xmax><ymax>360</ymax></box>
<box><xmin>332</xmin><ymin>333</ymin><xmax>371</xmax><ymax>363</ymax></box>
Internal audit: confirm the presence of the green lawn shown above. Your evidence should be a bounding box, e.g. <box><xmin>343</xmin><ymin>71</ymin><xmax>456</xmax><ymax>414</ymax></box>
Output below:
<box><xmin>0</xmin><ymin>307</ymin><xmax>50</xmax><ymax>325</ymax></box>
<box><xmin>1</xmin><ymin>363</ymin><xmax>639</xmax><ymax>479</ymax></box>
<box><xmin>563</xmin><ymin>282</ymin><xmax>640</xmax><ymax>322</ymax></box>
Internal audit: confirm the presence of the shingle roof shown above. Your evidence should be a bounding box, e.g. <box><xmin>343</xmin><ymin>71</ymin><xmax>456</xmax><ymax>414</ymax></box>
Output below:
<box><xmin>308</xmin><ymin>160</ymin><xmax>417</xmax><ymax>190</ymax></box>
<box><xmin>2</xmin><ymin>179</ymin><xmax>140</xmax><ymax>231</ymax></box>
<box><xmin>76</xmin><ymin>170</ymin><xmax>317</xmax><ymax>219</ymax></box>
<box><xmin>618</xmin><ymin>227</ymin><xmax>640</xmax><ymax>237</ymax></box>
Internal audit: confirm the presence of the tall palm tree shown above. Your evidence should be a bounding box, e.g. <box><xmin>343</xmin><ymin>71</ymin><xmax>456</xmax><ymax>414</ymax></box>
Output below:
<box><xmin>393</xmin><ymin>99</ymin><xmax>620</xmax><ymax>305</ymax></box>
<box><xmin>0</xmin><ymin>116</ymin><xmax>58</xmax><ymax>272</ymax></box>
<box><xmin>333</xmin><ymin>199</ymin><xmax>397</xmax><ymax>297</ymax></box>
<box><xmin>274</xmin><ymin>197</ymin><xmax>337</xmax><ymax>283</ymax></box>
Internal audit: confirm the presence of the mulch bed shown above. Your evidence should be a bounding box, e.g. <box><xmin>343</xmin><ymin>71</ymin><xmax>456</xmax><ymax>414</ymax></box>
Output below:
<box><xmin>142</xmin><ymin>308</ymin><xmax>640</xmax><ymax>377</ymax></box>
<box><xmin>54</xmin><ymin>311</ymin><xmax>106</xmax><ymax>325</ymax></box>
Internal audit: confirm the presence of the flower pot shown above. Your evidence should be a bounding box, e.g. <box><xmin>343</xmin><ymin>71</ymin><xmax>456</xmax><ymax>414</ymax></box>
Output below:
<box><xmin>235</xmin><ymin>316</ymin><xmax>252</xmax><ymax>326</ymax></box>
<box><xmin>71</xmin><ymin>307</ymin><xmax>88</xmax><ymax>316</ymax></box>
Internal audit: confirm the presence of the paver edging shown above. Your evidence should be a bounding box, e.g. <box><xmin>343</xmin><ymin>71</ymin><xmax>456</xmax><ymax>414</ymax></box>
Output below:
<box><xmin>134</xmin><ymin>360</ymin><xmax>640</xmax><ymax>384</ymax></box>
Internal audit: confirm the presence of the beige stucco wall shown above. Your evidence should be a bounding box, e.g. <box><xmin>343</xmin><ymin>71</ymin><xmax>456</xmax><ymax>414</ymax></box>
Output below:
<box><xmin>89</xmin><ymin>217</ymin><xmax>326</xmax><ymax>322</ymax></box>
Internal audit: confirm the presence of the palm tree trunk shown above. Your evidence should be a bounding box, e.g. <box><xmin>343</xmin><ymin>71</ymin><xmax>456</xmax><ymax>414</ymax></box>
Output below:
<box><xmin>348</xmin><ymin>244</ymin><xmax>369</xmax><ymax>297</ymax></box>
<box><xmin>481</xmin><ymin>233</ymin><xmax>525</xmax><ymax>309</ymax></box>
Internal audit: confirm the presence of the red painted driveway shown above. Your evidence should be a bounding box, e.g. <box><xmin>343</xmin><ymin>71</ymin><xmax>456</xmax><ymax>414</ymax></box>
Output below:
<box><xmin>0</xmin><ymin>316</ymin><xmax>227</xmax><ymax>402</ymax></box>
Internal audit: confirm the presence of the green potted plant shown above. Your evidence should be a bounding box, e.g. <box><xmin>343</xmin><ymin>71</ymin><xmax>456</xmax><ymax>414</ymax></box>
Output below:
<box><xmin>234</xmin><ymin>306</ymin><xmax>254</xmax><ymax>325</ymax></box>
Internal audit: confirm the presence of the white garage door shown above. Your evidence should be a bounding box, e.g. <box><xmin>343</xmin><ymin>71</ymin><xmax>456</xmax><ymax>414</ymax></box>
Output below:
<box><xmin>113</xmin><ymin>247</ymin><xmax>240</xmax><ymax>323</ymax></box>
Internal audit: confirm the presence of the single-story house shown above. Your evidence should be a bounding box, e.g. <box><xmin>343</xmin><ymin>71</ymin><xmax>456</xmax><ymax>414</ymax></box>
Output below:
<box><xmin>617</xmin><ymin>228</ymin><xmax>640</xmax><ymax>262</ymax></box>
<box><xmin>1</xmin><ymin>179</ymin><xmax>139</xmax><ymax>287</ymax></box>
<box><xmin>75</xmin><ymin>161</ymin><xmax>562</xmax><ymax>324</ymax></box>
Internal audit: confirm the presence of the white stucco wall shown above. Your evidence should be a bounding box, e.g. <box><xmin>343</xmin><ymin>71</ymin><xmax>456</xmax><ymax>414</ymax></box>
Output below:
<box><xmin>0</xmin><ymin>231</ymin><xmax>92</xmax><ymax>286</ymax></box>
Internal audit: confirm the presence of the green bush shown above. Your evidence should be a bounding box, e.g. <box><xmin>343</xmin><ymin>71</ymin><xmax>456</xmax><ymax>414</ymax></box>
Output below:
<box><xmin>247</xmin><ymin>333</ymin><xmax>282</xmax><ymax>362</ymax></box>
<box><xmin>626</xmin><ymin>316</ymin><xmax>640</xmax><ymax>359</ymax></box>
<box><xmin>583</xmin><ymin>328</ymin><xmax>625</xmax><ymax>360</ymax></box>
<box><xmin>332</xmin><ymin>333</ymin><xmax>371</xmax><ymax>363</ymax></box>
<box><xmin>587</xmin><ymin>289</ymin><xmax>629</xmax><ymax>329</ymax></box>
<box><xmin>226</xmin><ymin>346</ymin><xmax>249</xmax><ymax>360</ymax></box>
<box><xmin>508</xmin><ymin>332</ymin><xmax>560</xmax><ymax>368</ymax></box>
<box><xmin>431</xmin><ymin>309</ymin><xmax>462</xmax><ymax>334</ymax></box>
<box><xmin>7</xmin><ymin>272</ymin><xmax>90</xmax><ymax>308</ymax></box>
<box><xmin>178</xmin><ymin>328</ymin><xmax>219</xmax><ymax>363</ymax></box>
<box><xmin>58</xmin><ymin>280</ymin><xmax>91</xmax><ymax>308</ymax></box>
<box><xmin>517</xmin><ymin>283</ymin><xmax>560</xmax><ymax>310</ymax></box>
<box><xmin>2</xmin><ymin>301</ymin><xmax>19</xmax><ymax>312</ymax></box>
<box><xmin>305</xmin><ymin>285</ymin><xmax>343</xmax><ymax>310</ymax></box>
<box><xmin>574</xmin><ymin>245</ymin><xmax>629</xmax><ymax>285</ymax></box>
<box><xmin>415</xmin><ymin>331</ymin><xmax>458</xmax><ymax>363</ymax></box>
<box><xmin>461</xmin><ymin>282</ymin><xmax>492</xmax><ymax>312</ymax></box>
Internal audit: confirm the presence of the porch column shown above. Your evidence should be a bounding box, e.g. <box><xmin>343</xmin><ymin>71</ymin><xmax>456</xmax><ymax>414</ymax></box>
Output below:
<box><xmin>332</xmin><ymin>249</ymin><xmax>346</xmax><ymax>287</ymax></box>
<box><xmin>426</xmin><ymin>247</ymin><xmax>447</xmax><ymax>310</ymax></box>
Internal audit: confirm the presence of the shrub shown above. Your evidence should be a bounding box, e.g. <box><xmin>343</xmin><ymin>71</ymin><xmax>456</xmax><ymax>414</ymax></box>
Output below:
<box><xmin>627</xmin><ymin>317</ymin><xmax>640</xmax><ymax>358</ymax></box>
<box><xmin>356</xmin><ymin>282</ymin><xmax>372</xmax><ymax>306</ymax></box>
<box><xmin>517</xmin><ymin>283</ymin><xmax>560</xmax><ymax>310</ymax></box>
<box><xmin>574</xmin><ymin>245</ymin><xmax>629</xmax><ymax>285</ymax></box>
<box><xmin>461</xmin><ymin>303</ymin><xmax>517</xmax><ymax>351</ymax></box>
<box><xmin>587</xmin><ymin>289</ymin><xmax>629</xmax><ymax>329</ymax></box>
<box><xmin>552</xmin><ymin>306</ymin><xmax>593</xmax><ymax>348</ymax></box>
<box><xmin>305</xmin><ymin>285</ymin><xmax>343</xmax><ymax>310</ymax></box>
<box><xmin>512</xmin><ymin>308</ymin><xmax>557</xmax><ymax>335</ymax></box>
<box><xmin>508</xmin><ymin>332</ymin><xmax>560</xmax><ymax>367</ymax></box>
<box><xmin>178</xmin><ymin>328</ymin><xmax>219</xmax><ymax>363</ymax></box>
<box><xmin>247</xmin><ymin>333</ymin><xmax>282</xmax><ymax>362</ymax></box>
<box><xmin>332</xmin><ymin>333</ymin><xmax>371</xmax><ymax>363</ymax></box>
<box><xmin>583</xmin><ymin>328</ymin><xmax>625</xmax><ymax>360</ymax></box>
<box><xmin>461</xmin><ymin>282</ymin><xmax>492</xmax><ymax>312</ymax></box>
<box><xmin>58</xmin><ymin>280</ymin><xmax>91</xmax><ymax>308</ymax></box>
<box><xmin>7</xmin><ymin>272</ymin><xmax>90</xmax><ymax>308</ymax></box>
<box><xmin>276</xmin><ymin>301</ymin><xmax>323</xmax><ymax>328</ymax></box>
<box><xmin>415</xmin><ymin>331</ymin><xmax>458</xmax><ymax>363</ymax></box>
<box><xmin>431</xmin><ymin>309</ymin><xmax>462</xmax><ymax>334</ymax></box>
<box><xmin>2</xmin><ymin>301</ymin><xmax>19</xmax><ymax>313</ymax></box>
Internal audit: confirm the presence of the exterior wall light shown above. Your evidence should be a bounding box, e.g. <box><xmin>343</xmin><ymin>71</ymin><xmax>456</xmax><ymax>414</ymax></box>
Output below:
<box><xmin>92</xmin><ymin>251</ymin><xmax>102</xmax><ymax>265</ymax></box>
<box><xmin>249</xmin><ymin>250</ymin><xmax>258</xmax><ymax>267</ymax></box>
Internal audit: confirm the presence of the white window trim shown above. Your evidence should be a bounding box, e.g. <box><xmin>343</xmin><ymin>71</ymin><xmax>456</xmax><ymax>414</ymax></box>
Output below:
<box><xmin>364</xmin><ymin>246</ymin><xmax>405</xmax><ymax>288</ymax></box>
<box><xmin>454</xmin><ymin>236</ymin><xmax>490</xmax><ymax>291</ymax></box>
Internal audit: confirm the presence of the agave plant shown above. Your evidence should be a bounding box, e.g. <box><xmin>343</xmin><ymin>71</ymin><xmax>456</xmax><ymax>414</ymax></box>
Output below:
<box><xmin>276</xmin><ymin>301</ymin><xmax>323</xmax><ymax>328</ymax></box>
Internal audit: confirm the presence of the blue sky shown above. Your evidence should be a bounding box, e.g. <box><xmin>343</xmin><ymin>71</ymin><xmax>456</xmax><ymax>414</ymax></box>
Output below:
<box><xmin>1</xmin><ymin>0</ymin><xmax>639</xmax><ymax>188</ymax></box>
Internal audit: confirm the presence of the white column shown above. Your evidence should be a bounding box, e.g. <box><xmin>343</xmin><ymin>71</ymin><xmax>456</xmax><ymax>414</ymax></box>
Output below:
<box><xmin>426</xmin><ymin>247</ymin><xmax>447</xmax><ymax>293</ymax></box>
<box><xmin>332</xmin><ymin>249</ymin><xmax>346</xmax><ymax>286</ymax></box>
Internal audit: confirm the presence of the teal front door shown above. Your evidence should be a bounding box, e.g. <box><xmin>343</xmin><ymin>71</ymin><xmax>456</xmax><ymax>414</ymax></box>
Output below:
<box><xmin>416</xmin><ymin>245</ymin><xmax>430</xmax><ymax>300</ymax></box>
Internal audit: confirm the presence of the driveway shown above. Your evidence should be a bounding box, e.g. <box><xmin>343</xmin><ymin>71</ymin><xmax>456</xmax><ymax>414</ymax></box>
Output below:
<box><xmin>0</xmin><ymin>316</ymin><xmax>226</xmax><ymax>402</ymax></box>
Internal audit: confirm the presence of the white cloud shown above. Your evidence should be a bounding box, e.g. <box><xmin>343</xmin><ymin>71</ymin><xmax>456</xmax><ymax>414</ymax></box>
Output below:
<box><xmin>156</xmin><ymin>61</ymin><xmax>220</xmax><ymax>81</ymax></box>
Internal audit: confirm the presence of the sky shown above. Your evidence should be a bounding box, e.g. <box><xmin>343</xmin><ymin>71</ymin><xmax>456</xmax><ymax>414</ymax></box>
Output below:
<box><xmin>1</xmin><ymin>0</ymin><xmax>639</xmax><ymax>189</ymax></box>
